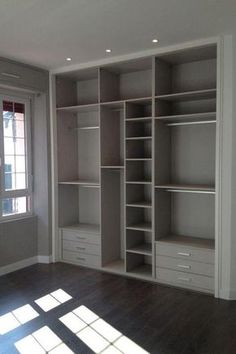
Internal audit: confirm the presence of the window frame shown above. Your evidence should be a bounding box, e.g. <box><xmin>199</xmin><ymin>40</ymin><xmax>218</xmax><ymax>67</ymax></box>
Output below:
<box><xmin>0</xmin><ymin>93</ymin><xmax>33</xmax><ymax>221</ymax></box>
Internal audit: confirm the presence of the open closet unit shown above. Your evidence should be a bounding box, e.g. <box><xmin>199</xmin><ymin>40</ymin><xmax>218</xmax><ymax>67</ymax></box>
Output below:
<box><xmin>53</xmin><ymin>42</ymin><xmax>219</xmax><ymax>294</ymax></box>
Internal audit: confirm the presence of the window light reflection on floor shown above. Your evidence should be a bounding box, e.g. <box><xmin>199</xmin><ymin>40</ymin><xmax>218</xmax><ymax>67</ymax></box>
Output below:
<box><xmin>34</xmin><ymin>289</ymin><xmax>72</xmax><ymax>312</ymax></box>
<box><xmin>14</xmin><ymin>325</ymin><xmax>74</xmax><ymax>354</ymax></box>
<box><xmin>0</xmin><ymin>304</ymin><xmax>39</xmax><ymax>335</ymax></box>
<box><xmin>59</xmin><ymin>305</ymin><xmax>149</xmax><ymax>354</ymax></box>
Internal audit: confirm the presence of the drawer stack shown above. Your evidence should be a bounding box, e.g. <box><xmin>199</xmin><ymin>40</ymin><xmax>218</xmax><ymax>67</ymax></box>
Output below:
<box><xmin>155</xmin><ymin>238</ymin><xmax>215</xmax><ymax>293</ymax></box>
<box><xmin>61</xmin><ymin>225</ymin><xmax>101</xmax><ymax>268</ymax></box>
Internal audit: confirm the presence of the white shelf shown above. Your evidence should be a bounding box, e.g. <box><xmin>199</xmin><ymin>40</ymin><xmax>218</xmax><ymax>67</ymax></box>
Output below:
<box><xmin>127</xmin><ymin>222</ymin><xmax>152</xmax><ymax>232</ymax></box>
<box><xmin>126</xmin><ymin>201</ymin><xmax>152</xmax><ymax>208</ymax></box>
<box><xmin>59</xmin><ymin>180</ymin><xmax>100</xmax><ymax>187</ymax></box>
<box><xmin>156</xmin><ymin>112</ymin><xmax>216</xmax><ymax>124</ymax></box>
<box><xmin>126</xmin><ymin>136</ymin><xmax>152</xmax><ymax>140</ymax></box>
<box><xmin>57</xmin><ymin>103</ymin><xmax>99</xmax><ymax>113</ymax></box>
<box><xmin>127</xmin><ymin>243</ymin><xmax>152</xmax><ymax>256</ymax></box>
<box><xmin>126</xmin><ymin>181</ymin><xmax>152</xmax><ymax>185</ymax></box>
<box><xmin>129</xmin><ymin>264</ymin><xmax>152</xmax><ymax>278</ymax></box>
<box><xmin>101</xmin><ymin>166</ymin><xmax>124</xmax><ymax>169</ymax></box>
<box><xmin>156</xmin><ymin>234</ymin><xmax>215</xmax><ymax>250</ymax></box>
<box><xmin>126</xmin><ymin>117</ymin><xmax>152</xmax><ymax>122</ymax></box>
<box><xmin>100</xmin><ymin>101</ymin><xmax>124</xmax><ymax>110</ymax></box>
<box><xmin>74</xmin><ymin>126</ymin><xmax>99</xmax><ymax>130</ymax></box>
<box><xmin>156</xmin><ymin>88</ymin><xmax>217</xmax><ymax>101</ymax></box>
<box><xmin>126</xmin><ymin>158</ymin><xmax>152</xmax><ymax>161</ymax></box>
<box><xmin>61</xmin><ymin>223</ymin><xmax>100</xmax><ymax>234</ymax></box>
<box><xmin>155</xmin><ymin>184</ymin><xmax>215</xmax><ymax>194</ymax></box>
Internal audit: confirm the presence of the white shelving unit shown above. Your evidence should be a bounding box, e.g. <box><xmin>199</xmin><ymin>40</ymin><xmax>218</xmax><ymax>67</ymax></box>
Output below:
<box><xmin>53</xmin><ymin>43</ymin><xmax>218</xmax><ymax>295</ymax></box>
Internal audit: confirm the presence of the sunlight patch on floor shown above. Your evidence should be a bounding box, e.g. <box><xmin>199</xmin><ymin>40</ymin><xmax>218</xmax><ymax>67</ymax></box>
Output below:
<box><xmin>35</xmin><ymin>289</ymin><xmax>72</xmax><ymax>312</ymax></box>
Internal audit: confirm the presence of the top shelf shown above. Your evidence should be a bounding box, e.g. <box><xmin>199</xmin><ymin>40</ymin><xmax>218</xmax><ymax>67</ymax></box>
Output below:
<box><xmin>156</xmin><ymin>234</ymin><xmax>215</xmax><ymax>250</ymax></box>
<box><xmin>156</xmin><ymin>88</ymin><xmax>217</xmax><ymax>102</ymax></box>
<box><xmin>57</xmin><ymin>103</ymin><xmax>99</xmax><ymax>113</ymax></box>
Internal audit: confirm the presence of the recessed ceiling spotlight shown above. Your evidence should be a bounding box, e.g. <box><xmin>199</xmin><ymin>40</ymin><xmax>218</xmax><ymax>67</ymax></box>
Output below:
<box><xmin>66</xmin><ymin>57</ymin><xmax>72</xmax><ymax>61</ymax></box>
<box><xmin>152</xmin><ymin>39</ymin><xmax>159</xmax><ymax>43</ymax></box>
<box><xmin>105</xmin><ymin>49</ymin><xmax>112</xmax><ymax>53</ymax></box>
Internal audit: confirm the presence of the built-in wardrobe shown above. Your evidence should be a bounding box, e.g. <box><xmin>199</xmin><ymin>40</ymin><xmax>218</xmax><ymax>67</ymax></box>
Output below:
<box><xmin>52</xmin><ymin>43</ymin><xmax>218</xmax><ymax>295</ymax></box>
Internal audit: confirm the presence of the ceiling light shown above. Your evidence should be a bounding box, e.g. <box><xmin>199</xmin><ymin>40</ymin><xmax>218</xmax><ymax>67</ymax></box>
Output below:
<box><xmin>152</xmin><ymin>39</ymin><xmax>159</xmax><ymax>43</ymax></box>
<box><xmin>106</xmin><ymin>49</ymin><xmax>112</xmax><ymax>53</ymax></box>
<box><xmin>66</xmin><ymin>57</ymin><xmax>72</xmax><ymax>61</ymax></box>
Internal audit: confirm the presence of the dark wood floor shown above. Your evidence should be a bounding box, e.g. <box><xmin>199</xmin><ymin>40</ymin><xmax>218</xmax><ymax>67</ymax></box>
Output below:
<box><xmin>0</xmin><ymin>263</ymin><xmax>236</xmax><ymax>354</ymax></box>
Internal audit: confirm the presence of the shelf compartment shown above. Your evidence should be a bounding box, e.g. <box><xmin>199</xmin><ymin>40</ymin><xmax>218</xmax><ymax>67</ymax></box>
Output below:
<box><xmin>155</xmin><ymin>184</ymin><xmax>215</xmax><ymax>194</ymax></box>
<box><xmin>61</xmin><ymin>223</ymin><xmax>100</xmax><ymax>234</ymax></box>
<box><xmin>126</xmin><ymin>138</ymin><xmax>152</xmax><ymax>159</ymax></box>
<box><xmin>102</xmin><ymin>259</ymin><xmax>125</xmax><ymax>273</ymax></box>
<box><xmin>156</xmin><ymin>89</ymin><xmax>216</xmax><ymax>102</ymax></box>
<box><xmin>156</xmin><ymin>111</ymin><xmax>216</xmax><ymax>124</ymax></box>
<box><xmin>127</xmin><ymin>243</ymin><xmax>152</xmax><ymax>256</ymax></box>
<box><xmin>126</xmin><ymin>184</ymin><xmax>151</xmax><ymax>207</ymax></box>
<box><xmin>126</xmin><ymin>99</ymin><xmax>152</xmax><ymax>119</ymax></box>
<box><xmin>126</xmin><ymin>119</ymin><xmax>152</xmax><ymax>138</ymax></box>
<box><xmin>126</xmin><ymin>253</ymin><xmax>152</xmax><ymax>278</ymax></box>
<box><xmin>126</xmin><ymin>160</ymin><xmax>152</xmax><ymax>184</ymax></box>
<box><xmin>156</xmin><ymin>234</ymin><xmax>215</xmax><ymax>250</ymax></box>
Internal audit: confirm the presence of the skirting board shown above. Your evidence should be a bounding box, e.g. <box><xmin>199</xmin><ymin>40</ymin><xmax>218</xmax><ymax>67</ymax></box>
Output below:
<box><xmin>219</xmin><ymin>288</ymin><xmax>236</xmax><ymax>301</ymax></box>
<box><xmin>0</xmin><ymin>255</ymin><xmax>52</xmax><ymax>276</ymax></box>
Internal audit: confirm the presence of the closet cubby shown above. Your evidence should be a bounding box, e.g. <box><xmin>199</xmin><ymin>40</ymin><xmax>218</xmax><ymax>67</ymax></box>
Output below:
<box><xmin>56</xmin><ymin>68</ymin><xmax>99</xmax><ymax>108</ymax></box>
<box><xmin>100</xmin><ymin>106</ymin><xmax>124</xmax><ymax>167</ymax></box>
<box><xmin>54</xmin><ymin>43</ymin><xmax>218</xmax><ymax>294</ymax></box>
<box><xmin>100</xmin><ymin>58</ymin><xmax>152</xmax><ymax>102</ymax></box>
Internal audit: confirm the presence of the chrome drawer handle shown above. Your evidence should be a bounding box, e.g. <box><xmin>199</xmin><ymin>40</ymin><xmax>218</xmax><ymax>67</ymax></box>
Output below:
<box><xmin>76</xmin><ymin>247</ymin><xmax>86</xmax><ymax>250</ymax></box>
<box><xmin>77</xmin><ymin>257</ymin><xmax>85</xmax><ymax>261</ymax></box>
<box><xmin>177</xmin><ymin>264</ymin><xmax>191</xmax><ymax>269</ymax></box>
<box><xmin>178</xmin><ymin>252</ymin><xmax>191</xmax><ymax>257</ymax></box>
<box><xmin>178</xmin><ymin>277</ymin><xmax>192</xmax><ymax>282</ymax></box>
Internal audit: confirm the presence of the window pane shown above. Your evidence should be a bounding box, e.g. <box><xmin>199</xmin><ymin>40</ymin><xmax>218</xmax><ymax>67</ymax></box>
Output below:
<box><xmin>3</xmin><ymin>118</ymin><xmax>25</xmax><ymax>138</ymax></box>
<box><xmin>5</xmin><ymin>173</ymin><xmax>16</xmax><ymax>190</ymax></box>
<box><xmin>2</xmin><ymin>197</ymin><xmax>27</xmax><ymax>216</ymax></box>
<box><xmin>4</xmin><ymin>137</ymin><xmax>25</xmax><ymax>155</ymax></box>
<box><xmin>4</xmin><ymin>156</ymin><xmax>15</xmax><ymax>173</ymax></box>
<box><xmin>16</xmin><ymin>173</ymin><xmax>26</xmax><ymax>189</ymax></box>
<box><xmin>15</xmin><ymin>156</ymin><xmax>26</xmax><ymax>173</ymax></box>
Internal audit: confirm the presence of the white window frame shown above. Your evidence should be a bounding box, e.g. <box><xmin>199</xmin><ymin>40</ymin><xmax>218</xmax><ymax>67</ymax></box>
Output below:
<box><xmin>0</xmin><ymin>93</ymin><xmax>33</xmax><ymax>221</ymax></box>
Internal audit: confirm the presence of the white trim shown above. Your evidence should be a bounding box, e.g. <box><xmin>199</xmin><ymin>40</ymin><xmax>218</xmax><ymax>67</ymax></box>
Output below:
<box><xmin>37</xmin><ymin>255</ymin><xmax>52</xmax><ymax>264</ymax></box>
<box><xmin>0</xmin><ymin>256</ymin><xmax>37</xmax><ymax>276</ymax></box>
<box><xmin>219</xmin><ymin>288</ymin><xmax>236</xmax><ymax>300</ymax></box>
<box><xmin>51</xmin><ymin>36</ymin><xmax>219</xmax><ymax>75</ymax></box>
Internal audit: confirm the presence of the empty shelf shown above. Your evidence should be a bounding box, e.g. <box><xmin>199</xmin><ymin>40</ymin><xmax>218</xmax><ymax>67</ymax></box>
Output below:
<box><xmin>103</xmin><ymin>259</ymin><xmax>125</xmax><ymax>274</ymax></box>
<box><xmin>61</xmin><ymin>223</ymin><xmax>100</xmax><ymax>234</ymax></box>
<box><xmin>126</xmin><ymin>117</ymin><xmax>152</xmax><ymax>122</ymax></box>
<box><xmin>155</xmin><ymin>184</ymin><xmax>215</xmax><ymax>194</ymax></box>
<box><xmin>59</xmin><ymin>180</ymin><xmax>100</xmax><ymax>187</ymax></box>
<box><xmin>129</xmin><ymin>264</ymin><xmax>152</xmax><ymax>278</ymax></box>
<box><xmin>156</xmin><ymin>88</ymin><xmax>216</xmax><ymax>102</ymax></box>
<box><xmin>126</xmin><ymin>181</ymin><xmax>152</xmax><ymax>185</ymax></box>
<box><xmin>126</xmin><ymin>136</ymin><xmax>152</xmax><ymax>140</ymax></box>
<box><xmin>156</xmin><ymin>235</ymin><xmax>215</xmax><ymax>250</ymax></box>
<box><xmin>57</xmin><ymin>103</ymin><xmax>99</xmax><ymax>113</ymax></box>
<box><xmin>126</xmin><ymin>201</ymin><xmax>152</xmax><ymax>208</ymax></box>
<box><xmin>127</xmin><ymin>243</ymin><xmax>152</xmax><ymax>256</ymax></box>
<box><xmin>156</xmin><ymin>112</ymin><xmax>216</xmax><ymax>124</ymax></box>
<box><xmin>127</xmin><ymin>222</ymin><xmax>152</xmax><ymax>232</ymax></box>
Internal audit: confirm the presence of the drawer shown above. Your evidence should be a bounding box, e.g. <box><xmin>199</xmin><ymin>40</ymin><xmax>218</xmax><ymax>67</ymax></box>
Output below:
<box><xmin>156</xmin><ymin>267</ymin><xmax>214</xmax><ymax>292</ymax></box>
<box><xmin>156</xmin><ymin>255</ymin><xmax>214</xmax><ymax>277</ymax></box>
<box><xmin>62</xmin><ymin>229</ymin><xmax>100</xmax><ymax>245</ymax></box>
<box><xmin>62</xmin><ymin>250</ymin><xmax>101</xmax><ymax>267</ymax></box>
<box><xmin>63</xmin><ymin>240</ymin><xmax>100</xmax><ymax>256</ymax></box>
<box><xmin>156</xmin><ymin>242</ymin><xmax>214</xmax><ymax>264</ymax></box>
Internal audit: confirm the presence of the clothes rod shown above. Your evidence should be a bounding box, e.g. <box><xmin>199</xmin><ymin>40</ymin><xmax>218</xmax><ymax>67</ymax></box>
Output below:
<box><xmin>167</xmin><ymin>120</ymin><xmax>216</xmax><ymax>127</ymax></box>
<box><xmin>165</xmin><ymin>189</ymin><xmax>215</xmax><ymax>194</ymax></box>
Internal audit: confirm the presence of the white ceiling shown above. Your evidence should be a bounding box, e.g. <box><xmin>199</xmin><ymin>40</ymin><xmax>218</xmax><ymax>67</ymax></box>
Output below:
<box><xmin>0</xmin><ymin>0</ymin><xmax>235</xmax><ymax>70</ymax></box>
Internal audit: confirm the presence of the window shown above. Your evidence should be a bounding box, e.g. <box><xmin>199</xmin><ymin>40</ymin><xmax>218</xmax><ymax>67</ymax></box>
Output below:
<box><xmin>0</xmin><ymin>95</ymin><xmax>32</xmax><ymax>220</ymax></box>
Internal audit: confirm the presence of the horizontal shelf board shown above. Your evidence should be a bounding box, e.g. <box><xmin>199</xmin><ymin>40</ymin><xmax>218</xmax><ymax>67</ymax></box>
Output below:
<box><xmin>156</xmin><ymin>234</ymin><xmax>215</xmax><ymax>250</ymax></box>
<box><xmin>101</xmin><ymin>96</ymin><xmax>152</xmax><ymax>108</ymax></box>
<box><xmin>155</xmin><ymin>184</ymin><xmax>215</xmax><ymax>194</ymax></box>
<box><xmin>102</xmin><ymin>259</ymin><xmax>125</xmax><ymax>273</ymax></box>
<box><xmin>126</xmin><ymin>158</ymin><xmax>152</xmax><ymax>161</ymax></box>
<box><xmin>101</xmin><ymin>165</ymin><xmax>124</xmax><ymax>169</ymax></box>
<box><xmin>57</xmin><ymin>103</ymin><xmax>99</xmax><ymax>113</ymax></box>
<box><xmin>61</xmin><ymin>223</ymin><xmax>100</xmax><ymax>234</ymax></box>
<box><xmin>126</xmin><ymin>136</ymin><xmax>152</xmax><ymax>140</ymax></box>
<box><xmin>127</xmin><ymin>243</ymin><xmax>152</xmax><ymax>256</ymax></box>
<box><xmin>59</xmin><ymin>180</ymin><xmax>100</xmax><ymax>187</ymax></box>
<box><xmin>126</xmin><ymin>181</ymin><xmax>152</xmax><ymax>185</ymax></box>
<box><xmin>126</xmin><ymin>117</ymin><xmax>152</xmax><ymax>122</ymax></box>
<box><xmin>156</xmin><ymin>88</ymin><xmax>217</xmax><ymax>102</ymax></box>
<box><xmin>127</xmin><ymin>222</ymin><xmax>152</xmax><ymax>232</ymax></box>
<box><xmin>125</xmin><ymin>96</ymin><xmax>152</xmax><ymax>104</ymax></box>
<box><xmin>100</xmin><ymin>101</ymin><xmax>124</xmax><ymax>110</ymax></box>
<box><xmin>156</xmin><ymin>112</ymin><xmax>217</xmax><ymax>124</ymax></box>
<box><xmin>126</xmin><ymin>201</ymin><xmax>152</xmax><ymax>208</ymax></box>
<box><xmin>128</xmin><ymin>264</ymin><xmax>152</xmax><ymax>278</ymax></box>
<box><xmin>75</xmin><ymin>126</ymin><xmax>99</xmax><ymax>130</ymax></box>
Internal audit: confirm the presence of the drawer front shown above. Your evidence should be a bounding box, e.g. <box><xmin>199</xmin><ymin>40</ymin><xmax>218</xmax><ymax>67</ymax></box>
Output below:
<box><xmin>62</xmin><ymin>250</ymin><xmax>101</xmax><ymax>267</ymax></box>
<box><xmin>63</xmin><ymin>240</ymin><xmax>100</xmax><ymax>256</ymax></box>
<box><xmin>62</xmin><ymin>230</ymin><xmax>100</xmax><ymax>245</ymax></box>
<box><xmin>156</xmin><ymin>255</ymin><xmax>214</xmax><ymax>277</ymax></box>
<box><xmin>156</xmin><ymin>267</ymin><xmax>214</xmax><ymax>292</ymax></box>
<box><xmin>156</xmin><ymin>242</ymin><xmax>214</xmax><ymax>264</ymax></box>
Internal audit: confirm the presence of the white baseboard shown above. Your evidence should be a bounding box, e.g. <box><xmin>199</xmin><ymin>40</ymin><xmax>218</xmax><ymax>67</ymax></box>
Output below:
<box><xmin>0</xmin><ymin>256</ymin><xmax>38</xmax><ymax>276</ymax></box>
<box><xmin>37</xmin><ymin>255</ymin><xmax>52</xmax><ymax>264</ymax></box>
<box><xmin>219</xmin><ymin>288</ymin><xmax>236</xmax><ymax>300</ymax></box>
